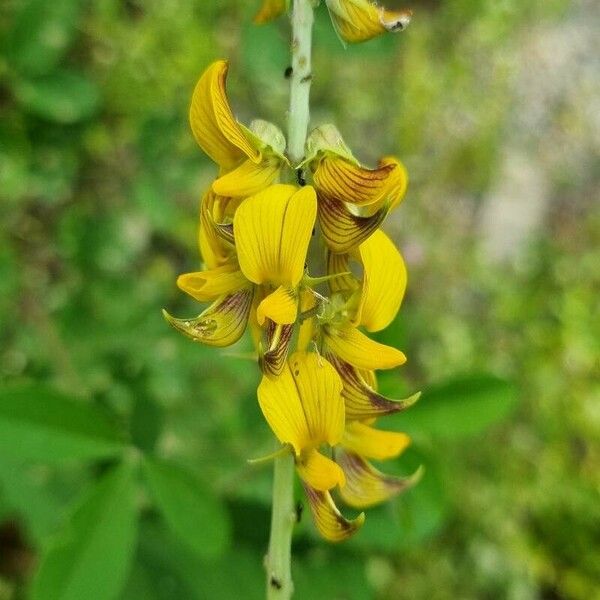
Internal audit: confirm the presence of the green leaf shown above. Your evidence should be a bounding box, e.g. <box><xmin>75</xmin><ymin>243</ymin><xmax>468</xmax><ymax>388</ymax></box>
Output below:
<box><xmin>4</xmin><ymin>0</ymin><xmax>82</xmax><ymax>76</ymax></box>
<box><xmin>14</xmin><ymin>70</ymin><xmax>100</xmax><ymax>124</ymax></box>
<box><xmin>0</xmin><ymin>385</ymin><xmax>125</xmax><ymax>463</ymax></box>
<box><xmin>130</xmin><ymin>396</ymin><xmax>163</xmax><ymax>454</ymax></box>
<box><xmin>142</xmin><ymin>458</ymin><xmax>231</xmax><ymax>560</ymax></box>
<box><xmin>30</xmin><ymin>463</ymin><xmax>138</xmax><ymax>600</ymax></box>
<box><xmin>385</xmin><ymin>374</ymin><xmax>518</xmax><ymax>439</ymax></box>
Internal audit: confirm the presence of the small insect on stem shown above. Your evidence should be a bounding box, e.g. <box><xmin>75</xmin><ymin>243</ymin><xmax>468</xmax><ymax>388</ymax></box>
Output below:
<box><xmin>270</xmin><ymin>576</ymin><xmax>283</xmax><ymax>590</ymax></box>
<box><xmin>296</xmin><ymin>168</ymin><xmax>306</xmax><ymax>186</ymax></box>
<box><xmin>284</xmin><ymin>66</ymin><xmax>293</xmax><ymax>79</ymax></box>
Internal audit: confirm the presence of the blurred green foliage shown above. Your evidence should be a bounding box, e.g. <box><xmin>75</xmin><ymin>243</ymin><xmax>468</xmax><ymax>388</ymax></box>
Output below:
<box><xmin>0</xmin><ymin>0</ymin><xmax>598</xmax><ymax>599</ymax></box>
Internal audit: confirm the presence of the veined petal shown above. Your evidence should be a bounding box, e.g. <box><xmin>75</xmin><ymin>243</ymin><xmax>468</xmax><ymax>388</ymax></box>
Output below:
<box><xmin>296</xmin><ymin>449</ymin><xmax>346</xmax><ymax>491</ymax></box>
<box><xmin>303</xmin><ymin>485</ymin><xmax>365</xmax><ymax>542</ymax></box>
<box><xmin>256</xmin><ymin>285</ymin><xmax>298</xmax><ymax>326</ymax></box>
<box><xmin>257</xmin><ymin>352</ymin><xmax>344</xmax><ymax>454</ymax></box>
<box><xmin>234</xmin><ymin>185</ymin><xmax>317</xmax><ymax>286</ymax></box>
<box><xmin>336</xmin><ymin>450</ymin><xmax>423</xmax><ymax>508</ymax></box>
<box><xmin>318</xmin><ymin>190</ymin><xmax>391</xmax><ymax>254</ymax></box>
<box><xmin>326</xmin><ymin>0</ymin><xmax>412</xmax><ymax>44</ymax></box>
<box><xmin>199</xmin><ymin>190</ymin><xmax>233</xmax><ymax>269</ymax></box>
<box><xmin>189</xmin><ymin>60</ymin><xmax>260</xmax><ymax>169</ymax></box>
<box><xmin>297</xmin><ymin>290</ymin><xmax>317</xmax><ymax>352</ymax></box>
<box><xmin>379</xmin><ymin>156</ymin><xmax>408</xmax><ymax>210</ymax></box>
<box><xmin>254</xmin><ymin>0</ymin><xmax>289</xmax><ymax>24</ymax></box>
<box><xmin>357</xmin><ymin>229</ymin><xmax>407</xmax><ymax>332</ymax></box>
<box><xmin>326</xmin><ymin>251</ymin><xmax>358</xmax><ymax>295</ymax></box>
<box><xmin>313</xmin><ymin>156</ymin><xmax>395</xmax><ymax>206</ymax></box>
<box><xmin>323</xmin><ymin>324</ymin><xmax>406</xmax><ymax>370</ymax></box>
<box><xmin>326</xmin><ymin>352</ymin><xmax>420</xmax><ymax>420</ymax></box>
<box><xmin>260</xmin><ymin>321</ymin><xmax>294</xmax><ymax>378</ymax></box>
<box><xmin>177</xmin><ymin>264</ymin><xmax>247</xmax><ymax>302</ymax></box>
<box><xmin>342</xmin><ymin>421</ymin><xmax>410</xmax><ymax>461</ymax></box>
<box><xmin>212</xmin><ymin>157</ymin><xmax>281</xmax><ymax>198</ymax></box>
<box><xmin>163</xmin><ymin>287</ymin><xmax>253</xmax><ymax>347</ymax></box>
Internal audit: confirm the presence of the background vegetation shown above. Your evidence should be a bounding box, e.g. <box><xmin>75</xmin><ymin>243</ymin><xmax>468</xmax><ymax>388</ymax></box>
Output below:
<box><xmin>0</xmin><ymin>0</ymin><xmax>598</xmax><ymax>598</ymax></box>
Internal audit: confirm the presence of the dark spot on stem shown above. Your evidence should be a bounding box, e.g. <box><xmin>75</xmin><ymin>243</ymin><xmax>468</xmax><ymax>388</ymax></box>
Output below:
<box><xmin>270</xmin><ymin>576</ymin><xmax>283</xmax><ymax>590</ymax></box>
<box><xmin>284</xmin><ymin>66</ymin><xmax>293</xmax><ymax>78</ymax></box>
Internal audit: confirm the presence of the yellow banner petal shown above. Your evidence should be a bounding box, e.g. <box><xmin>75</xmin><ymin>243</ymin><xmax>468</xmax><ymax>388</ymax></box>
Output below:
<box><xmin>318</xmin><ymin>190</ymin><xmax>390</xmax><ymax>254</ymax></box>
<box><xmin>177</xmin><ymin>264</ymin><xmax>247</xmax><ymax>303</ymax></box>
<box><xmin>189</xmin><ymin>60</ymin><xmax>260</xmax><ymax>169</ymax></box>
<box><xmin>313</xmin><ymin>156</ymin><xmax>396</xmax><ymax>206</ymax></box>
<box><xmin>323</xmin><ymin>325</ymin><xmax>406</xmax><ymax>370</ymax></box>
<box><xmin>303</xmin><ymin>485</ymin><xmax>365</xmax><ymax>542</ymax></box>
<box><xmin>336</xmin><ymin>450</ymin><xmax>423</xmax><ymax>508</ymax></box>
<box><xmin>257</xmin><ymin>352</ymin><xmax>345</xmax><ymax>454</ymax></box>
<box><xmin>326</xmin><ymin>352</ymin><xmax>420</xmax><ymax>420</ymax></box>
<box><xmin>296</xmin><ymin>449</ymin><xmax>346</xmax><ymax>492</ymax></box>
<box><xmin>256</xmin><ymin>285</ymin><xmax>298</xmax><ymax>326</ymax></box>
<box><xmin>212</xmin><ymin>157</ymin><xmax>281</xmax><ymax>198</ymax></box>
<box><xmin>342</xmin><ymin>421</ymin><xmax>411</xmax><ymax>461</ymax></box>
<box><xmin>162</xmin><ymin>287</ymin><xmax>253</xmax><ymax>347</ymax></box>
<box><xmin>234</xmin><ymin>185</ymin><xmax>317</xmax><ymax>287</ymax></box>
<box><xmin>254</xmin><ymin>0</ymin><xmax>288</xmax><ymax>24</ymax></box>
<box><xmin>357</xmin><ymin>229</ymin><xmax>407</xmax><ymax>332</ymax></box>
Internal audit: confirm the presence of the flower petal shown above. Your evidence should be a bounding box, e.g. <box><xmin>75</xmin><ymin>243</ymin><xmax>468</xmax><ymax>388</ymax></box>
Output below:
<box><xmin>162</xmin><ymin>287</ymin><xmax>253</xmax><ymax>347</ymax></box>
<box><xmin>212</xmin><ymin>157</ymin><xmax>281</xmax><ymax>198</ymax></box>
<box><xmin>323</xmin><ymin>325</ymin><xmax>406</xmax><ymax>370</ymax></box>
<box><xmin>257</xmin><ymin>352</ymin><xmax>345</xmax><ymax>454</ymax></box>
<box><xmin>336</xmin><ymin>450</ymin><xmax>423</xmax><ymax>508</ymax></box>
<box><xmin>256</xmin><ymin>285</ymin><xmax>298</xmax><ymax>326</ymax></box>
<box><xmin>357</xmin><ymin>229</ymin><xmax>407</xmax><ymax>332</ymax></box>
<box><xmin>304</xmin><ymin>485</ymin><xmax>365</xmax><ymax>542</ymax></box>
<box><xmin>342</xmin><ymin>421</ymin><xmax>410</xmax><ymax>461</ymax></box>
<box><xmin>313</xmin><ymin>155</ymin><xmax>395</xmax><ymax>206</ymax></box>
<box><xmin>297</xmin><ymin>290</ymin><xmax>317</xmax><ymax>352</ymax></box>
<box><xmin>177</xmin><ymin>264</ymin><xmax>247</xmax><ymax>302</ymax></box>
<box><xmin>199</xmin><ymin>190</ymin><xmax>234</xmax><ymax>269</ymax></box>
<box><xmin>189</xmin><ymin>60</ymin><xmax>260</xmax><ymax>169</ymax></box>
<box><xmin>379</xmin><ymin>156</ymin><xmax>408</xmax><ymax>210</ymax></box>
<box><xmin>234</xmin><ymin>184</ymin><xmax>317</xmax><ymax>286</ymax></box>
<box><xmin>326</xmin><ymin>352</ymin><xmax>420</xmax><ymax>420</ymax></box>
<box><xmin>260</xmin><ymin>321</ymin><xmax>294</xmax><ymax>377</ymax></box>
<box><xmin>254</xmin><ymin>0</ymin><xmax>289</xmax><ymax>24</ymax></box>
<box><xmin>296</xmin><ymin>449</ymin><xmax>346</xmax><ymax>491</ymax></box>
<box><xmin>326</xmin><ymin>251</ymin><xmax>358</xmax><ymax>295</ymax></box>
<box><xmin>318</xmin><ymin>190</ymin><xmax>391</xmax><ymax>254</ymax></box>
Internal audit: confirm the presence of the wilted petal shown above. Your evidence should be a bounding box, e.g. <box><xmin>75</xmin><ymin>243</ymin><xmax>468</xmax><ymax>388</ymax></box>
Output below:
<box><xmin>342</xmin><ymin>421</ymin><xmax>410</xmax><ymax>461</ymax></box>
<box><xmin>326</xmin><ymin>352</ymin><xmax>420</xmax><ymax>420</ymax></box>
<box><xmin>234</xmin><ymin>185</ymin><xmax>317</xmax><ymax>287</ymax></box>
<box><xmin>212</xmin><ymin>156</ymin><xmax>280</xmax><ymax>198</ymax></box>
<box><xmin>256</xmin><ymin>285</ymin><xmax>298</xmax><ymax>326</ymax></box>
<box><xmin>260</xmin><ymin>321</ymin><xmax>294</xmax><ymax>377</ymax></box>
<box><xmin>189</xmin><ymin>60</ymin><xmax>261</xmax><ymax>169</ymax></box>
<box><xmin>254</xmin><ymin>0</ymin><xmax>289</xmax><ymax>24</ymax></box>
<box><xmin>296</xmin><ymin>449</ymin><xmax>346</xmax><ymax>491</ymax></box>
<box><xmin>304</xmin><ymin>485</ymin><xmax>365</xmax><ymax>542</ymax></box>
<box><xmin>177</xmin><ymin>264</ymin><xmax>247</xmax><ymax>302</ymax></box>
<box><xmin>318</xmin><ymin>190</ymin><xmax>390</xmax><ymax>254</ymax></box>
<box><xmin>336</xmin><ymin>450</ymin><xmax>423</xmax><ymax>508</ymax></box>
<box><xmin>163</xmin><ymin>287</ymin><xmax>253</xmax><ymax>347</ymax></box>
<box><xmin>357</xmin><ymin>229</ymin><xmax>407</xmax><ymax>332</ymax></box>
<box><xmin>323</xmin><ymin>324</ymin><xmax>406</xmax><ymax>370</ymax></box>
<box><xmin>257</xmin><ymin>352</ymin><xmax>345</xmax><ymax>454</ymax></box>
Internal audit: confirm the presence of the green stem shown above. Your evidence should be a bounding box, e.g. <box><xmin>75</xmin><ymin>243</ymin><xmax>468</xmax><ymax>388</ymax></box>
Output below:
<box><xmin>265</xmin><ymin>2</ymin><xmax>314</xmax><ymax>599</ymax></box>
<box><xmin>266</xmin><ymin>452</ymin><xmax>296</xmax><ymax>599</ymax></box>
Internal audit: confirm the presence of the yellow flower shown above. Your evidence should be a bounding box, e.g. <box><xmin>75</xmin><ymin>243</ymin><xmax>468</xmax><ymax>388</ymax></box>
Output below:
<box><xmin>258</xmin><ymin>352</ymin><xmax>365</xmax><ymax>541</ymax></box>
<box><xmin>165</xmin><ymin>185</ymin><xmax>317</xmax><ymax>374</ymax></box>
<box><xmin>325</xmin><ymin>0</ymin><xmax>412</xmax><ymax>44</ymax></box>
<box><xmin>190</xmin><ymin>60</ymin><xmax>288</xmax><ymax>198</ymax></box>
<box><xmin>254</xmin><ymin>0</ymin><xmax>289</xmax><ymax>24</ymax></box>
<box><xmin>306</xmin><ymin>125</ymin><xmax>409</xmax><ymax>253</ymax></box>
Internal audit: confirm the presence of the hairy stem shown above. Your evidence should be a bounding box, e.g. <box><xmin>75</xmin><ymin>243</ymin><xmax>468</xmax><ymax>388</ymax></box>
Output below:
<box><xmin>265</xmin><ymin>2</ymin><xmax>314</xmax><ymax>599</ymax></box>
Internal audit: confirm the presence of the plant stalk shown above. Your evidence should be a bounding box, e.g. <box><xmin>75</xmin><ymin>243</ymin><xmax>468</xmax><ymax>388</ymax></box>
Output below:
<box><xmin>265</xmin><ymin>1</ymin><xmax>314</xmax><ymax>599</ymax></box>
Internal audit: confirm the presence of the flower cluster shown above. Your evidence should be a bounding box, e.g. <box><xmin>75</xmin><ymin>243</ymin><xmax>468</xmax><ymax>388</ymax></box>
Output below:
<box><xmin>165</xmin><ymin>59</ymin><xmax>421</xmax><ymax>542</ymax></box>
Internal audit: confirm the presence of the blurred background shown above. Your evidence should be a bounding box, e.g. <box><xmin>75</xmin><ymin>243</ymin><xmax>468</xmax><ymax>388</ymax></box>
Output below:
<box><xmin>0</xmin><ymin>0</ymin><xmax>599</xmax><ymax>598</ymax></box>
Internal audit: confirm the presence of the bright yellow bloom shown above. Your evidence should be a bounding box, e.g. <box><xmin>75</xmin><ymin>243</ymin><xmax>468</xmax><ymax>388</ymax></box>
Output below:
<box><xmin>258</xmin><ymin>352</ymin><xmax>366</xmax><ymax>541</ymax></box>
<box><xmin>254</xmin><ymin>0</ymin><xmax>289</xmax><ymax>24</ymax></box>
<box><xmin>325</xmin><ymin>0</ymin><xmax>412</xmax><ymax>44</ymax></box>
<box><xmin>190</xmin><ymin>60</ymin><xmax>288</xmax><ymax>198</ymax></box>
